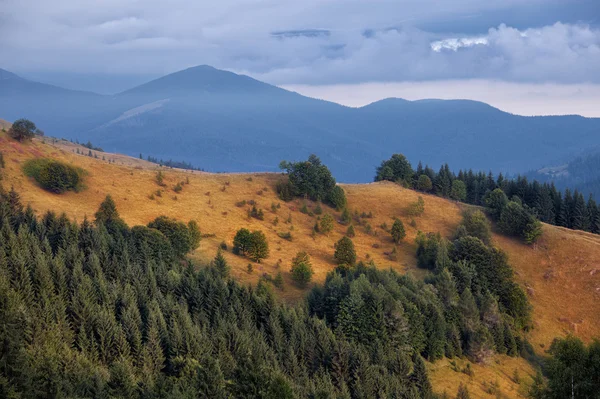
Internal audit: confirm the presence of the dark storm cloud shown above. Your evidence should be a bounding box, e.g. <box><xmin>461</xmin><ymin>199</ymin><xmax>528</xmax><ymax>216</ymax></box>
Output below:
<box><xmin>0</xmin><ymin>0</ymin><xmax>598</xmax><ymax>85</ymax></box>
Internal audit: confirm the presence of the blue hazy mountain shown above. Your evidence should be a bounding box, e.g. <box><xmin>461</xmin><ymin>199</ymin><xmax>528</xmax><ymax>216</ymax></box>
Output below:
<box><xmin>1</xmin><ymin>65</ymin><xmax>599</xmax><ymax>182</ymax></box>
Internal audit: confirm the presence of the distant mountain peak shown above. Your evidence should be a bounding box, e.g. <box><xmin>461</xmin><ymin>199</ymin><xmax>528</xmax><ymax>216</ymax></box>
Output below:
<box><xmin>119</xmin><ymin>64</ymin><xmax>286</xmax><ymax>98</ymax></box>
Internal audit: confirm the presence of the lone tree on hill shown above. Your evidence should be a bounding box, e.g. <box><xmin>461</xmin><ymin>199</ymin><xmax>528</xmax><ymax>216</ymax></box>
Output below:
<box><xmin>334</xmin><ymin>236</ymin><xmax>356</xmax><ymax>266</ymax></box>
<box><xmin>391</xmin><ymin>219</ymin><xmax>406</xmax><ymax>243</ymax></box>
<box><xmin>8</xmin><ymin>119</ymin><xmax>41</xmax><ymax>142</ymax></box>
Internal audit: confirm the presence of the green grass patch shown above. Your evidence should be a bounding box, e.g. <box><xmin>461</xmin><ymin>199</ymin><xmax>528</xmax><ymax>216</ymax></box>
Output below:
<box><xmin>23</xmin><ymin>158</ymin><xmax>86</xmax><ymax>194</ymax></box>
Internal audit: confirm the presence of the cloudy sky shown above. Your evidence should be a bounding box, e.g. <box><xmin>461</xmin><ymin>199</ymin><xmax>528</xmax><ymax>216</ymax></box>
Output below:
<box><xmin>1</xmin><ymin>0</ymin><xmax>599</xmax><ymax>115</ymax></box>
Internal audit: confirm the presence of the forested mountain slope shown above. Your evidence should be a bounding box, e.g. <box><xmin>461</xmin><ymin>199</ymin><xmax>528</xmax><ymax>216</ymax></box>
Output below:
<box><xmin>2</xmin><ymin>132</ymin><xmax>600</xmax><ymax>397</ymax></box>
<box><xmin>2</xmin><ymin>65</ymin><xmax>600</xmax><ymax>182</ymax></box>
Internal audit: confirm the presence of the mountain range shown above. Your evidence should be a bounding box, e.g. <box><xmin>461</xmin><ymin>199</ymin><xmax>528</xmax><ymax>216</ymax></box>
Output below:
<box><xmin>2</xmin><ymin>65</ymin><xmax>600</xmax><ymax>182</ymax></box>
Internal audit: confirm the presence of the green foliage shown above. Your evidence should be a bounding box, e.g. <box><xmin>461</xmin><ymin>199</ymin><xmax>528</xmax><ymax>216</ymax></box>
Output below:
<box><xmin>485</xmin><ymin>188</ymin><xmax>509</xmax><ymax>218</ymax></box>
<box><xmin>8</xmin><ymin>118</ymin><xmax>37</xmax><ymax>141</ymax></box>
<box><xmin>450</xmin><ymin>180</ymin><xmax>467</xmax><ymax>201</ymax></box>
<box><xmin>346</xmin><ymin>224</ymin><xmax>356</xmax><ymax>238</ymax></box>
<box><xmin>417</xmin><ymin>174</ymin><xmax>433</xmax><ymax>192</ymax></box>
<box><xmin>328</xmin><ymin>185</ymin><xmax>347</xmax><ymax>211</ymax></box>
<box><xmin>314</xmin><ymin>202</ymin><xmax>322</xmax><ymax>215</ymax></box>
<box><xmin>391</xmin><ymin>218</ymin><xmax>406</xmax><ymax>243</ymax></box>
<box><xmin>541</xmin><ymin>336</ymin><xmax>600</xmax><ymax>399</ymax></box>
<box><xmin>273</xmin><ymin>272</ymin><xmax>284</xmax><ymax>289</ymax></box>
<box><xmin>319</xmin><ymin>213</ymin><xmax>335</xmax><ymax>235</ymax></box>
<box><xmin>458</xmin><ymin>209</ymin><xmax>492</xmax><ymax>244</ymax></box>
<box><xmin>23</xmin><ymin>158</ymin><xmax>85</xmax><ymax>193</ymax></box>
<box><xmin>340</xmin><ymin>207</ymin><xmax>351</xmax><ymax>225</ymax></box>
<box><xmin>213</xmin><ymin>249</ymin><xmax>230</xmax><ymax>278</ymax></box>
<box><xmin>233</xmin><ymin>228</ymin><xmax>269</xmax><ymax>262</ymax></box>
<box><xmin>0</xmin><ymin>151</ymin><xmax>4</xmax><ymax>169</ymax></box>
<box><xmin>498</xmin><ymin>201</ymin><xmax>542</xmax><ymax>244</ymax></box>
<box><xmin>148</xmin><ymin>215</ymin><xmax>200</xmax><ymax>258</ymax></box>
<box><xmin>279</xmin><ymin>155</ymin><xmax>346</xmax><ymax>208</ymax></box>
<box><xmin>375</xmin><ymin>153</ymin><xmax>414</xmax><ymax>184</ymax></box>
<box><xmin>334</xmin><ymin>236</ymin><xmax>356</xmax><ymax>266</ymax></box>
<box><xmin>187</xmin><ymin>220</ymin><xmax>201</xmax><ymax>250</ymax></box>
<box><xmin>291</xmin><ymin>251</ymin><xmax>314</xmax><ymax>287</ymax></box>
<box><xmin>95</xmin><ymin>195</ymin><xmax>129</xmax><ymax>234</ymax></box>
<box><xmin>155</xmin><ymin>171</ymin><xmax>166</xmax><ymax>186</ymax></box>
<box><xmin>0</xmin><ymin>187</ymin><xmax>537</xmax><ymax>398</ymax></box>
<box><xmin>277</xmin><ymin>231</ymin><xmax>292</xmax><ymax>241</ymax></box>
<box><xmin>249</xmin><ymin>205</ymin><xmax>265</xmax><ymax>220</ymax></box>
<box><xmin>455</xmin><ymin>383</ymin><xmax>470</xmax><ymax>399</ymax></box>
<box><xmin>407</xmin><ymin>196</ymin><xmax>425</xmax><ymax>217</ymax></box>
<box><xmin>415</xmin><ymin>232</ymin><xmax>449</xmax><ymax>271</ymax></box>
<box><xmin>275</xmin><ymin>179</ymin><xmax>294</xmax><ymax>201</ymax></box>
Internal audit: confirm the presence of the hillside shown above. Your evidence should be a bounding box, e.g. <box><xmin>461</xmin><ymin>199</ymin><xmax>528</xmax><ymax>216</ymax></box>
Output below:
<box><xmin>2</xmin><ymin>66</ymin><xmax>600</xmax><ymax>182</ymax></box>
<box><xmin>2</xmin><ymin>133</ymin><xmax>600</xmax><ymax>397</ymax></box>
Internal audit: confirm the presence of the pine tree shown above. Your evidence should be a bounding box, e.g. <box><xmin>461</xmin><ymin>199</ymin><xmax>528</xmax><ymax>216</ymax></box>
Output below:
<box><xmin>213</xmin><ymin>249</ymin><xmax>230</xmax><ymax>278</ymax></box>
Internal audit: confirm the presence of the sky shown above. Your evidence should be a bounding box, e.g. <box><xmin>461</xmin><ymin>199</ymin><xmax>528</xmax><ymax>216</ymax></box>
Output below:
<box><xmin>0</xmin><ymin>0</ymin><xmax>599</xmax><ymax>115</ymax></box>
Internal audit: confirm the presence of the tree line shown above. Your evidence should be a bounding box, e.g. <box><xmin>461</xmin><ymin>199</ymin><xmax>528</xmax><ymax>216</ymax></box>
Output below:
<box><xmin>375</xmin><ymin>154</ymin><xmax>598</xmax><ymax>237</ymax></box>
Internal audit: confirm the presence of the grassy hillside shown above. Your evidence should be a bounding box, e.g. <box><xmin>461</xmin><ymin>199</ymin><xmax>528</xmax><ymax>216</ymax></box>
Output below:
<box><xmin>2</xmin><ymin>132</ymin><xmax>600</xmax><ymax>397</ymax></box>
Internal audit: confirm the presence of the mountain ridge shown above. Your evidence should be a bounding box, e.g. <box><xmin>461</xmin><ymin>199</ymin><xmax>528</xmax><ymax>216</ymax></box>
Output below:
<box><xmin>1</xmin><ymin>65</ymin><xmax>600</xmax><ymax>182</ymax></box>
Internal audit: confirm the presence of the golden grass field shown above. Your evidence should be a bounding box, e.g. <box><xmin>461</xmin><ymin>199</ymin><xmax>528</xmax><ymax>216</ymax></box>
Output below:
<box><xmin>2</xmin><ymin>129</ymin><xmax>600</xmax><ymax>397</ymax></box>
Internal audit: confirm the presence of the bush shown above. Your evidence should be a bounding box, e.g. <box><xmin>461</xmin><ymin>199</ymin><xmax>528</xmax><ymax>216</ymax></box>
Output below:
<box><xmin>291</xmin><ymin>251</ymin><xmax>314</xmax><ymax>288</ymax></box>
<box><xmin>23</xmin><ymin>158</ymin><xmax>85</xmax><ymax>193</ymax></box>
<box><xmin>334</xmin><ymin>236</ymin><xmax>356</xmax><ymax>266</ymax></box>
<box><xmin>250</xmin><ymin>206</ymin><xmax>265</xmax><ymax>220</ymax></box>
<box><xmin>277</xmin><ymin>231</ymin><xmax>293</xmax><ymax>241</ymax></box>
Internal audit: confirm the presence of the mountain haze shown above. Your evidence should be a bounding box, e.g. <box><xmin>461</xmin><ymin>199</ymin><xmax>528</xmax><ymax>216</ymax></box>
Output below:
<box><xmin>1</xmin><ymin>65</ymin><xmax>599</xmax><ymax>181</ymax></box>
